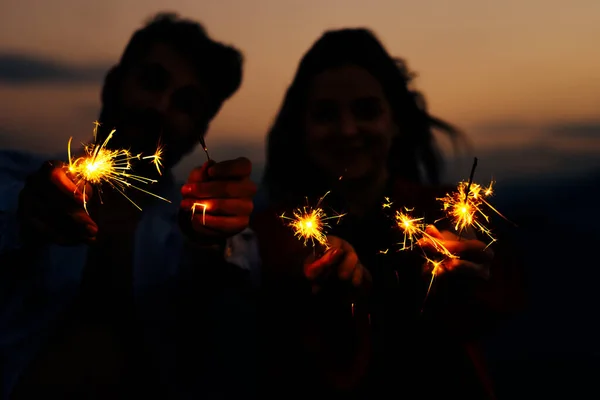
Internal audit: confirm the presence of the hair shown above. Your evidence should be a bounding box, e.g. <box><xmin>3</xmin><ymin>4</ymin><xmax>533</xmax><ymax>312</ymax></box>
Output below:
<box><xmin>262</xmin><ymin>28</ymin><xmax>462</xmax><ymax>204</ymax></box>
<box><xmin>100</xmin><ymin>12</ymin><xmax>243</xmax><ymax>123</ymax></box>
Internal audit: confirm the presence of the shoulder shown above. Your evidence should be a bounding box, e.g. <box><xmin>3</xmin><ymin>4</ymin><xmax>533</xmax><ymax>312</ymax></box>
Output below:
<box><xmin>0</xmin><ymin>150</ymin><xmax>50</xmax><ymax>212</ymax></box>
<box><xmin>0</xmin><ymin>149</ymin><xmax>48</xmax><ymax>180</ymax></box>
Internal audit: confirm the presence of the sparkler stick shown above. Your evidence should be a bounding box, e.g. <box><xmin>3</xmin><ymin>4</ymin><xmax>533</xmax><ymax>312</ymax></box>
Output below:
<box><xmin>199</xmin><ymin>136</ymin><xmax>211</xmax><ymax>161</ymax></box>
<box><xmin>67</xmin><ymin>121</ymin><xmax>170</xmax><ymax>213</ymax></box>
<box><xmin>458</xmin><ymin>157</ymin><xmax>478</xmax><ymax>240</ymax></box>
<box><xmin>188</xmin><ymin>128</ymin><xmax>213</xmax><ymax>224</ymax></box>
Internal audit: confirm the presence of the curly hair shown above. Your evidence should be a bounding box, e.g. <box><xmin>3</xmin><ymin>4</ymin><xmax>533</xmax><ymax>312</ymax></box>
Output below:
<box><xmin>100</xmin><ymin>12</ymin><xmax>243</xmax><ymax>125</ymax></box>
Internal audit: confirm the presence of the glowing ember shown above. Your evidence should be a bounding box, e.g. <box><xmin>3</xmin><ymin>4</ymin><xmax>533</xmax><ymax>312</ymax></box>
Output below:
<box><xmin>67</xmin><ymin>121</ymin><xmax>170</xmax><ymax>212</ymax></box>
<box><xmin>191</xmin><ymin>202</ymin><xmax>208</xmax><ymax>225</ymax></box>
<box><xmin>280</xmin><ymin>191</ymin><xmax>345</xmax><ymax>249</ymax></box>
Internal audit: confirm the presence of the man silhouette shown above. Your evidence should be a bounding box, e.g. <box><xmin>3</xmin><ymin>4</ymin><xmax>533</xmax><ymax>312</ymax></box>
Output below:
<box><xmin>1</xmin><ymin>12</ymin><xmax>258</xmax><ymax>399</ymax></box>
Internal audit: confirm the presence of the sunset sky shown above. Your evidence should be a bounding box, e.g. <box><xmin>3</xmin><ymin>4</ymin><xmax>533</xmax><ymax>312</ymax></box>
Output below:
<box><xmin>1</xmin><ymin>0</ymin><xmax>599</xmax><ymax>182</ymax></box>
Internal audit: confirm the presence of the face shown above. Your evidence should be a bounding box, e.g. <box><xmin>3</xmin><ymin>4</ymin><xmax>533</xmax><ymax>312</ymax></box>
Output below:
<box><xmin>304</xmin><ymin>65</ymin><xmax>397</xmax><ymax>181</ymax></box>
<box><xmin>107</xmin><ymin>42</ymin><xmax>211</xmax><ymax>168</ymax></box>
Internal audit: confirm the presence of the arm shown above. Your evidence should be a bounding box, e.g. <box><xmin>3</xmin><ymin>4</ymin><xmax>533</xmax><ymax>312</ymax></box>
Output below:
<box><xmin>0</xmin><ymin>159</ymin><xmax>49</xmax><ymax>308</ymax></box>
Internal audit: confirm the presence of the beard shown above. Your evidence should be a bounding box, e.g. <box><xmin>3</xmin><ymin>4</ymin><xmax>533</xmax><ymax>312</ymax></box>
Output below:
<box><xmin>98</xmin><ymin>106</ymin><xmax>203</xmax><ymax>172</ymax></box>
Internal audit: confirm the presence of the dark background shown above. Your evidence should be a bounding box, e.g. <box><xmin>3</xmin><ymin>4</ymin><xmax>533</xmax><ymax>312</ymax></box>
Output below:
<box><xmin>1</xmin><ymin>2</ymin><xmax>599</xmax><ymax>398</ymax></box>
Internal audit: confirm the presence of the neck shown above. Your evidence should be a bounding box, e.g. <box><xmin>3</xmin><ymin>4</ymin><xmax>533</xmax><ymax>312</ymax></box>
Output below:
<box><xmin>337</xmin><ymin>170</ymin><xmax>389</xmax><ymax>217</ymax></box>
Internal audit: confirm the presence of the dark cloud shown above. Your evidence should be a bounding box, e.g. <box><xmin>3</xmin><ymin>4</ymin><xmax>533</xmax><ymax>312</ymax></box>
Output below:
<box><xmin>0</xmin><ymin>125</ymin><xmax>24</xmax><ymax>149</ymax></box>
<box><xmin>546</xmin><ymin>122</ymin><xmax>600</xmax><ymax>139</ymax></box>
<box><xmin>0</xmin><ymin>52</ymin><xmax>111</xmax><ymax>85</ymax></box>
<box><xmin>455</xmin><ymin>119</ymin><xmax>600</xmax><ymax>183</ymax></box>
<box><xmin>473</xmin><ymin>120</ymin><xmax>534</xmax><ymax>135</ymax></box>
<box><xmin>474</xmin><ymin>120</ymin><xmax>600</xmax><ymax>140</ymax></box>
<box><xmin>76</xmin><ymin>103</ymin><xmax>101</xmax><ymax>121</ymax></box>
<box><xmin>445</xmin><ymin>143</ymin><xmax>600</xmax><ymax>187</ymax></box>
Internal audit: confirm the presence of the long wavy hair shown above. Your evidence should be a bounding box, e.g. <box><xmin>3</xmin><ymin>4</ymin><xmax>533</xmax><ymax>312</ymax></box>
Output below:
<box><xmin>262</xmin><ymin>28</ymin><xmax>462</xmax><ymax>205</ymax></box>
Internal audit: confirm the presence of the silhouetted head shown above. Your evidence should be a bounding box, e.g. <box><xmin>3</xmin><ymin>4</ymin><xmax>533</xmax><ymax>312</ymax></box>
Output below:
<box><xmin>99</xmin><ymin>12</ymin><xmax>243</xmax><ymax>170</ymax></box>
<box><xmin>263</xmin><ymin>28</ymin><xmax>460</xmax><ymax>203</ymax></box>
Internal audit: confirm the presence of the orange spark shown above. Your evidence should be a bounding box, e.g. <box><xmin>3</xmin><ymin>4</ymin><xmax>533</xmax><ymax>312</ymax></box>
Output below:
<box><xmin>142</xmin><ymin>140</ymin><xmax>164</xmax><ymax>176</ymax></box>
<box><xmin>437</xmin><ymin>180</ymin><xmax>513</xmax><ymax>248</ymax></box>
<box><xmin>67</xmin><ymin>121</ymin><xmax>170</xmax><ymax>212</ymax></box>
<box><xmin>280</xmin><ymin>191</ymin><xmax>346</xmax><ymax>249</ymax></box>
<box><xmin>191</xmin><ymin>202</ymin><xmax>208</xmax><ymax>225</ymax></box>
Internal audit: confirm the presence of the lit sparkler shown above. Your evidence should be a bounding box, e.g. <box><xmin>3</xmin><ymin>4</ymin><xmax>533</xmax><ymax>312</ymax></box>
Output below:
<box><xmin>191</xmin><ymin>202</ymin><xmax>208</xmax><ymax>225</ymax></box>
<box><xmin>382</xmin><ymin>198</ymin><xmax>455</xmax><ymax>259</ymax></box>
<box><xmin>280</xmin><ymin>191</ymin><xmax>346</xmax><ymax>252</ymax></box>
<box><xmin>381</xmin><ymin>198</ymin><xmax>457</xmax><ymax>310</ymax></box>
<box><xmin>143</xmin><ymin>139</ymin><xmax>164</xmax><ymax>176</ymax></box>
<box><xmin>67</xmin><ymin>121</ymin><xmax>171</xmax><ymax>213</ymax></box>
<box><xmin>437</xmin><ymin>158</ymin><xmax>514</xmax><ymax>248</ymax></box>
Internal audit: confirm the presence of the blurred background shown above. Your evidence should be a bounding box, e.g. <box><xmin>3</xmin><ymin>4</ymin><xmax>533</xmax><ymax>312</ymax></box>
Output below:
<box><xmin>1</xmin><ymin>0</ymin><xmax>598</xmax><ymax>398</ymax></box>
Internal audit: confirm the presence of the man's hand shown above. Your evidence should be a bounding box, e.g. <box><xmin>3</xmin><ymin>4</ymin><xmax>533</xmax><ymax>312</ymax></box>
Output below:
<box><xmin>180</xmin><ymin>157</ymin><xmax>257</xmax><ymax>240</ymax></box>
<box><xmin>18</xmin><ymin>160</ymin><xmax>97</xmax><ymax>246</ymax></box>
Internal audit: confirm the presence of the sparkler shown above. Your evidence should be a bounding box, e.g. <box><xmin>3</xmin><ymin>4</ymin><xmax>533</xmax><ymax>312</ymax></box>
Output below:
<box><xmin>189</xmin><ymin>130</ymin><xmax>211</xmax><ymax>223</ymax></box>
<box><xmin>281</xmin><ymin>166</ymin><xmax>348</xmax><ymax>253</ymax></box>
<box><xmin>414</xmin><ymin>157</ymin><xmax>512</xmax><ymax>310</ymax></box>
<box><xmin>382</xmin><ymin>197</ymin><xmax>458</xmax><ymax>309</ymax></box>
<box><xmin>143</xmin><ymin>139</ymin><xmax>164</xmax><ymax>176</ymax></box>
<box><xmin>437</xmin><ymin>157</ymin><xmax>514</xmax><ymax>248</ymax></box>
<box><xmin>67</xmin><ymin>121</ymin><xmax>171</xmax><ymax>213</ymax></box>
<box><xmin>280</xmin><ymin>191</ymin><xmax>346</xmax><ymax>255</ymax></box>
<box><xmin>382</xmin><ymin>198</ymin><xmax>456</xmax><ymax>258</ymax></box>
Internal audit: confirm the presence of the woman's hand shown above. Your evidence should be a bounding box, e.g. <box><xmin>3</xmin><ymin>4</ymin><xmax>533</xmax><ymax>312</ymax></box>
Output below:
<box><xmin>418</xmin><ymin>225</ymin><xmax>494</xmax><ymax>280</ymax></box>
<box><xmin>303</xmin><ymin>235</ymin><xmax>372</xmax><ymax>296</ymax></box>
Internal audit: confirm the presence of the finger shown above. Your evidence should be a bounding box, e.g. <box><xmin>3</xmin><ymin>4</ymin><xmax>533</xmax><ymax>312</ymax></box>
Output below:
<box><xmin>439</xmin><ymin>230</ymin><xmax>459</xmax><ymax>241</ymax></box>
<box><xmin>445</xmin><ymin>240</ymin><xmax>487</xmax><ymax>253</ymax></box>
<box><xmin>77</xmin><ymin>181</ymin><xmax>94</xmax><ymax>204</ymax></box>
<box><xmin>325</xmin><ymin>235</ymin><xmax>344</xmax><ymax>249</ymax></box>
<box><xmin>32</xmin><ymin>192</ymin><xmax>97</xmax><ymax>235</ymax></box>
<box><xmin>417</xmin><ymin>236</ymin><xmax>450</xmax><ymax>256</ymax></box>
<box><xmin>207</xmin><ymin>157</ymin><xmax>252</xmax><ymax>180</ymax></box>
<box><xmin>443</xmin><ymin>258</ymin><xmax>491</xmax><ymax>280</ymax></box>
<box><xmin>181</xmin><ymin>198</ymin><xmax>253</xmax><ymax>217</ymax></box>
<box><xmin>68</xmin><ymin>208</ymin><xmax>98</xmax><ymax>236</ymax></box>
<box><xmin>304</xmin><ymin>248</ymin><xmax>344</xmax><ymax>280</ymax></box>
<box><xmin>338</xmin><ymin>251</ymin><xmax>359</xmax><ymax>281</ymax></box>
<box><xmin>424</xmin><ymin>225</ymin><xmax>444</xmax><ymax>240</ymax></box>
<box><xmin>351</xmin><ymin>263</ymin><xmax>363</xmax><ymax>288</ymax></box>
<box><xmin>441</xmin><ymin>239</ymin><xmax>489</xmax><ymax>260</ymax></box>
<box><xmin>187</xmin><ymin>160</ymin><xmax>216</xmax><ymax>183</ymax></box>
<box><xmin>25</xmin><ymin>212</ymin><xmax>96</xmax><ymax>246</ymax></box>
<box><xmin>181</xmin><ymin>179</ymin><xmax>257</xmax><ymax>199</ymax></box>
<box><xmin>49</xmin><ymin>166</ymin><xmax>84</xmax><ymax>202</ymax></box>
<box><xmin>190</xmin><ymin>214</ymin><xmax>250</xmax><ymax>235</ymax></box>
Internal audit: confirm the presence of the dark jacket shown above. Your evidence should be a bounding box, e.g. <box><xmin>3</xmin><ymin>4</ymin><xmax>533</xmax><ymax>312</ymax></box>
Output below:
<box><xmin>252</xmin><ymin>179</ymin><xmax>524</xmax><ymax>399</ymax></box>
